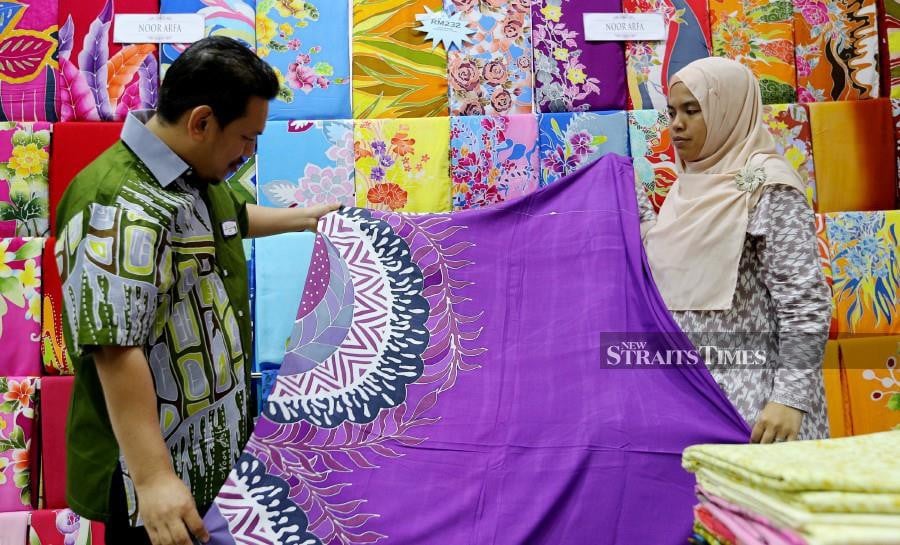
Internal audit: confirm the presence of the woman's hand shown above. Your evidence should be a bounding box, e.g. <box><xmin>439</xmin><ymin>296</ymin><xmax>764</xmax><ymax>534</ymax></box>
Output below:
<box><xmin>750</xmin><ymin>402</ymin><xmax>804</xmax><ymax>443</ymax></box>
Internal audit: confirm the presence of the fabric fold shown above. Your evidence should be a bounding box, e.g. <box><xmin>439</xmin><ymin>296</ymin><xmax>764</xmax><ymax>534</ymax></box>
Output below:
<box><xmin>0</xmin><ymin>122</ymin><xmax>51</xmax><ymax>238</ymax></box>
<box><xmin>206</xmin><ymin>156</ymin><xmax>749</xmax><ymax>544</ymax></box>
<box><xmin>539</xmin><ymin>110</ymin><xmax>629</xmax><ymax>186</ymax></box>
<box><xmin>0</xmin><ymin>376</ymin><xmax>38</xmax><ymax>511</ymax></box>
<box><xmin>0</xmin><ymin>238</ymin><xmax>43</xmax><ymax>377</ymax></box>
<box><xmin>0</xmin><ymin>0</ymin><xmax>59</xmax><ymax>122</ymax></box>
<box><xmin>41</xmin><ymin>376</ymin><xmax>75</xmax><ymax>509</ymax></box>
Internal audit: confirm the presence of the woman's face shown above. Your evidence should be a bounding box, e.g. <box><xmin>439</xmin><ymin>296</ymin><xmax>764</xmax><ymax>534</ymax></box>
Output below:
<box><xmin>667</xmin><ymin>82</ymin><xmax>708</xmax><ymax>163</ymax></box>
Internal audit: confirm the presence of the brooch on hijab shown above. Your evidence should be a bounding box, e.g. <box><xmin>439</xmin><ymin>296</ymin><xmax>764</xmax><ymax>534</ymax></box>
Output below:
<box><xmin>735</xmin><ymin>164</ymin><xmax>767</xmax><ymax>193</ymax></box>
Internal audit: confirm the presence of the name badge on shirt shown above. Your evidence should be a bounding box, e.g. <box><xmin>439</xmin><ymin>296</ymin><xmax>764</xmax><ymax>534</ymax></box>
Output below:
<box><xmin>222</xmin><ymin>220</ymin><xmax>238</xmax><ymax>238</ymax></box>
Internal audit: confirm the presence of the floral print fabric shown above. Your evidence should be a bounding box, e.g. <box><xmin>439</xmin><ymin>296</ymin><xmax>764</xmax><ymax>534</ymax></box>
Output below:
<box><xmin>445</xmin><ymin>0</ymin><xmax>534</xmax><ymax>116</ymax></box>
<box><xmin>0</xmin><ymin>376</ymin><xmax>37</xmax><ymax>511</ymax></box>
<box><xmin>0</xmin><ymin>238</ymin><xmax>41</xmax><ymax>377</ymax></box>
<box><xmin>709</xmin><ymin>0</ymin><xmax>797</xmax><ymax>104</ymax></box>
<box><xmin>624</xmin><ymin>0</ymin><xmax>712</xmax><ymax>110</ymax></box>
<box><xmin>0</xmin><ymin>122</ymin><xmax>50</xmax><ymax>238</ymax></box>
<box><xmin>539</xmin><ymin>111</ymin><xmax>629</xmax><ymax>186</ymax></box>
<box><xmin>628</xmin><ymin>109</ymin><xmax>677</xmax><ymax>211</ymax></box>
<box><xmin>355</xmin><ymin>117</ymin><xmax>451</xmax><ymax>212</ymax></box>
<box><xmin>353</xmin><ymin>0</ymin><xmax>448</xmax><ymax>118</ymax></box>
<box><xmin>826</xmin><ymin>211</ymin><xmax>900</xmax><ymax>335</ymax></box>
<box><xmin>57</xmin><ymin>0</ymin><xmax>159</xmax><ymax>121</ymax></box>
<box><xmin>161</xmin><ymin>0</ymin><xmax>256</xmax><ymax>77</ymax></box>
<box><xmin>794</xmin><ymin>0</ymin><xmax>880</xmax><ymax>102</ymax></box>
<box><xmin>258</xmin><ymin>0</ymin><xmax>350</xmax><ymax>120</ymax></box>
<box><xmin>0</xmin><ymin>0</ymin><xmax>58</xmax><ymax>122</ymax></box>
<box><xmin>258</xmin><ymin>120</ymin><xmax>354</xmax><ymax>209</ymax></box>
<box><xmin>761</xmin><ymin>104</ymin><xmax>817</xmax><ymax>210</ymax></box>
<box><xmin>451</xmin><ymin>114</ymin><xmax>539</xmax><ymax>210</ymax></box>
<box><xmin>29</xmin><ymin>508</ymin><xmax>106</xmax><ymax>545</ymax></box>
<box><xmin>532</xmin><ymin>0</ymin><xmax>627</xmax><ymax>112</ymax></box>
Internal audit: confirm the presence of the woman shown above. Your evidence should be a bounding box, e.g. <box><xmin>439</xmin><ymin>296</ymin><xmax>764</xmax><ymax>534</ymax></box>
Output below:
<box><xmin>639</xmin><ymin>57</ymin><xmax>832</xmax><ymax>442</ymax></box>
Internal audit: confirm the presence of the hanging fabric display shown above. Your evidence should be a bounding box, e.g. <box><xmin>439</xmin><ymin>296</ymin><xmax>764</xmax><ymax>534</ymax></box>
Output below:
<box><xmin>709</xmin><ymin>0</ymin><xmax>798</xmax><ymax>104</ymax></box>
<box><xmin>47</xmin><ymin>122</ymin><xmax>122</xmax><ymax>234</ymax></box>
<box><xmin>258</xmin><ymin>0</ymin><xmax>350</xmax><ymax>120</ymax></box>
<box><xmin>353</xmin><ymin>0</ymin><xmax>448</xmax><ymax>119</ymax></box>
<box><xmin>826</xmin><ymin>211</ymin><xmax>900</xmax><ymax>336</ymax></box>
<box><xmin>57</xmin><ymin>0</ymin><xmax>159</xmax><ymax>121</ymax></box>
<box><xmin>0</xmin><ymin>238</ymin><xmax>42</xmax><ymax>377</ymax></box>
<box><xmin>808</xmin><ymin>99</ymin><xmax>895</xmax><ymax>213</ymax></box>
<box><xmin>451</xmin><ymin>114</ymin><xmax>539</xmax><ymax>210</ymax></box>
<box><xmin>160</xmin><ymin>0</ymin><xmax>256</xmax><ymax>77</ymax></box>
<box><xmin>0</xmin><ymin>376</ymin><xmax>38</xmax><ymax>511</ymax></box>
<box><xmin>257</xmin><ymin>120</ymin><xmax>355</xmax><ymax>209</ymax></box>
<box><xmin>624</xmin><ymin>0</ymin><xmax>712</xmax><ymax>110</ymax></box>
<box><xmin>539</xmin><ymin>110</ymin><xmax>629</xmax><ymax>186</ymax></box>
<box><xmin>0</xmin><ymin>122</ymin><xmax>50</xmax><ymax>238</ymax></box>
<box><xmin>627</xmin><ymin>109</ymin><xmax>677</xmax><ymax>211</ymax></box>
<box><xmin>0</xmin><ymin>0</ymin><xmax>58</xmax><ymax>122</ymax></box>
<box><xmin>761</xmin><ymin>104</ymin><xmax>817</xmax><ymax>209</ymax></box>
<box><xmin>202</xmin><ymin>156</ymin><xmax>749</xmax><ymax>545</ymax></box>
<box><xmin>532</xmin><ymin>0</ymin><xmax>627</xmax><ymax>112</ymax></box>
<box><xmin>794</xmin><ymin>0</ymin><xmax>881</xmax><ymax>101</ymax></box>
<box><xmin>354</xmin><ymin>117</ymin><xmax>452</xmax><ymax>212</ymax></box>
<box><xmin>445</xmin><ymin>0</ymin><xmax>534</xmax><ymax>116</ymax></box>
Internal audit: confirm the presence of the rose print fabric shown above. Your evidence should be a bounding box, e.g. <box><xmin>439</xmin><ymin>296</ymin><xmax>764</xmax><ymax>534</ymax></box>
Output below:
<box><xmin>0</xmin><ymin>0</ymin><xmax>59</xmax><ymax>122</ymax></box>
<box><xmin>161</xmin><ymin>0</ymin><xmax>256</xmax><ymax>77</ymax></box>
<box><xmin>761</xmin><ymin>104</ymin><xmax>817</xmax><ymax>210</ymax></box>
<box><xmin>450</xmin><ymin>114</ymin><xmax>539</xmax><ymax>210</ymax></box>
<box><xmin>624</xmin><ymin>0</ymin><xmax>712</xmax><ymax>110</ymax></box>
<box><xmin>355</xmin><ymin>117</ymin><xmax>452</xmax><ymax>212</ymax></box>
<box><xmin>0</xmin><ymin>122</ymin><xmax>50</xmax><ymax>238</ymax></box>
<box><xmin>353</xmin><ymin>0</ymin><xmax>448</xmax><ymax>118</ymax></box>
<box><xmin>539</xmin><ymin>111</ymin><xmax>629</xmax><ymax>186</ymax></box>
<box><xmin>445</xmin><ymin>0</ymin><xmax>534</xmax><ymax>116</ymax></box>
<box><xmin>57</xmin><ymin>0</ymin><xmax>159</xmax><ymax>121</ymax></box>
<box><xmin>709</xmin><ymin>0</ymin><xmax>797</xmax><ymax>104</ymax></box>
<box><xmin>258</xmin><ymin>0</ymin><xmax>350</xmax><ymax>120</ymax></box>
<box><xmin>533</xmin><ymin>0</ymin><xmax>627</xmax><ymax>112</ymax></box>
<box><xmin>0</xmin><ymin>238</ymin><xmax>42</xmax><ymax>377</ymax></box>
<box><xmin>258</xmin><ymin>120</ymin><xmax>355</xmax><ymax>209</ymax></box>
<box><xmin>794</xmin><ymin>0</ymin><xmax>880</xmax><ymax>102</ymax></box>
<box><xmin>0</xmin><ymin>376</ymin><xmax>38</xmax><ymax>511</ymax></box>
<box><xmin>627</xmin><ymin>109</ymin><xmax>677</xmax><ymax>212</ymax></box>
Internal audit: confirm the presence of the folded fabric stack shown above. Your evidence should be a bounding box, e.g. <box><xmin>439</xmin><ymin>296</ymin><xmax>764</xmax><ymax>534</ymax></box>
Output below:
<box><xmin>683</xmin><ymin>431</ymin><xmax>900</xmax><ymax>545</ymax></box>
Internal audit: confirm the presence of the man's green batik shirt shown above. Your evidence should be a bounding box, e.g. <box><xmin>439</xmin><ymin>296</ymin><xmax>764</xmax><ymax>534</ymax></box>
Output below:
<box><xmin>56</xmin><ymin>111</ymin><xmax>253</xmax><ymax>524</ymax></box>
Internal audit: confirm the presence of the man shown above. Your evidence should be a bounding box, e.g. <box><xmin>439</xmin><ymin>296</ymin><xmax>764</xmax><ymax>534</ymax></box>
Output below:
<box><xmin>55</xmin><ymin>37</ymin><xmax>337</xmax><ymax>545</ymax></box>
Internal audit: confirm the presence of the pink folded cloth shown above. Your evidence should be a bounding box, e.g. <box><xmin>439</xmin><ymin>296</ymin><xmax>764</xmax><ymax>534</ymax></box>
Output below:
<box><xmin>696</xmin><ymin>486</ymin><xmax>808</xmax><ymax>545</ymax></box>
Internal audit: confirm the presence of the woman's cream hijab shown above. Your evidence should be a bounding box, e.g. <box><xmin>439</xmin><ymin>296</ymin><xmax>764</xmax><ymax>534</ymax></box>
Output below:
<box><xmin>644</xmin><ymin>57</ymin><xmax>806</xmax><ymax>311</ymax></box>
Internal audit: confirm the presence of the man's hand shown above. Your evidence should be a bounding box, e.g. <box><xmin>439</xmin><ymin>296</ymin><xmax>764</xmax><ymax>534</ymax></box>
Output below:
<box><xmin>246</xmin><ymin>203</ymin><xmax>341</xmax><ymax>237</ymax></box>
<box><xmin>137</xmin><ymin>471</ymin><xmax>209</xmax><ymax>545</ymax></box>
<box><xmin>94</xmin><ymin>346</ymin><xmax>209</xmax><ymax>545</ymax></box>
<box><xmin>750</xmin><ymin>401</ymin><xmax>804</xmax><ymax>443</ymax></box>
<box><xmin>299</xmin><ymin>203</ymin><xmax>342</xmax><ymax>232</ymax></box>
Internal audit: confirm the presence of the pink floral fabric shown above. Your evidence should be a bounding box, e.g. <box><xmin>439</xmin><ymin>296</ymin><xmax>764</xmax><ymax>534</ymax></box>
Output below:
<box><xmin>446</xmin><ymin>0</ymin><xmax>534</xmax><ymax>115</ymax></box>
<box><xmin>0</xmin><ymin>376</ymin><xmax>38</xmax><ymax>511</ymax></box>
<box><xmin>451</xmin><ymin>114</ymin><xmax>539</xmax><ymax>209</ymax></box>
<box><xmin>0</xmin><ymin>238</ymin><xmax>42</xmax><ymax>376</ymax></box>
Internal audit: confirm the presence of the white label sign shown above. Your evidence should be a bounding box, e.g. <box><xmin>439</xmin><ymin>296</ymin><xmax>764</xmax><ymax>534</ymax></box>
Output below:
<box><xmin>113</xmin><ymin>14</ymin><xmax>205</xmax><ymax>44</ymax></box>
<box><xmin>583</xmin><ymin>13</ymin><xmax>667</xmax><ymax>41</ymax></box>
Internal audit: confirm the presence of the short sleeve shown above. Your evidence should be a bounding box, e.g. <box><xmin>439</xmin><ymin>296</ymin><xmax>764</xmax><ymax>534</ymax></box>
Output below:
<box><xmin>56</xmin><ymin>203</ymin><xmax>171</xmax><ymax>353</ymax></box>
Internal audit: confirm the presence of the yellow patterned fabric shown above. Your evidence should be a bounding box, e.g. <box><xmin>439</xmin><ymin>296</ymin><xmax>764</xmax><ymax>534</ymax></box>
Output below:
<box><xmin>352</xmin><ymin>0</ymin><xmax>448</xmax><ymax>118</ymax></box>
<box><xmin>683</xmin><ymin>431</ymin><xmax>900</xmax><ymax>494</ymax></box>
<box><xmin>354</xmin><ymin>117</ymin><xmax>451</xmax><ymax>213</ymax></box>
<box><xmin>697</xmin><ymin>470</ymin><xmax>900</xmax><ymax>528</ymax></box>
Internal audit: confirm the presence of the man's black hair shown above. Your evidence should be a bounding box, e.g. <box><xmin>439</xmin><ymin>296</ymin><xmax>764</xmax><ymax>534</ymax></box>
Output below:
<box><xmin>158</xmin><ymin>36</ymin><xmax>278</xmax><ymax>127</ymax></box>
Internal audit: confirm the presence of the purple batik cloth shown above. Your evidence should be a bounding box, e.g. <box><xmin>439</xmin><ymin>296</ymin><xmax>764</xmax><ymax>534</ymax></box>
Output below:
<box><xmin>533</xmin><ymin>0</ymin><xmax>627</xmax><ymax>112</ymax></box>
<box><xmin>205</xmin><ymin>156</ymin><xmax>750</xmax><ymax>545</ymax></box>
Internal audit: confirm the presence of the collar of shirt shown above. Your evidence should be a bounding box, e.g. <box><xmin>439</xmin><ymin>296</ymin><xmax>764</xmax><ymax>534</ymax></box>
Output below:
<box><xmin>121</xmin><ymin>109</ymin><xmax>192</xmax><ymax>188</ymax></box>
